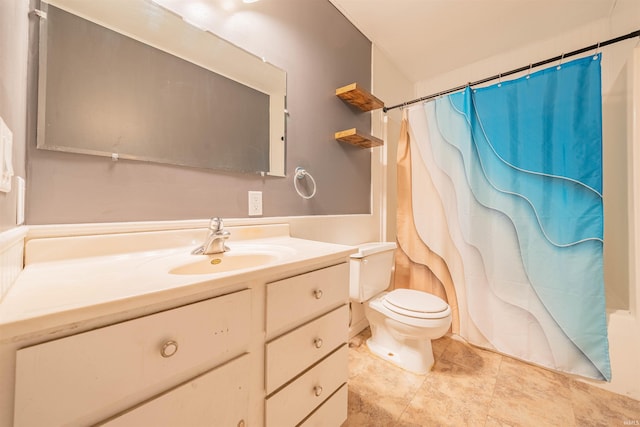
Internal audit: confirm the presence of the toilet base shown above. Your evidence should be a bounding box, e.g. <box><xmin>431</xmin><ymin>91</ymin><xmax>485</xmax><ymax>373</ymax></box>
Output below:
<box><xmin>364</xmin><ymin>293</ymin><xmax>450</xmax><ymax>375</ymax></box>
<box><xmin>366</xmin><ymin>334</ymin><xmax>435</xmax><ymax>375</ymax></box>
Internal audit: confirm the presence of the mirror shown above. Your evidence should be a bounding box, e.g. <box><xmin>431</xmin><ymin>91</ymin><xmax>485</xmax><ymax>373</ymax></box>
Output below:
<box><xmin>37</xmin><ymin>0</ymin><xmax>286</xmax><ymax>176</ymax></box>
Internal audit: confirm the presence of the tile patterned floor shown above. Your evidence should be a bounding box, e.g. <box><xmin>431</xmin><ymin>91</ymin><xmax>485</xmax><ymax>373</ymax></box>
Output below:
<box><xmin>344</xmin><ymin>328</ymin><xmax>640</xmax><ymax>427</ymax></box>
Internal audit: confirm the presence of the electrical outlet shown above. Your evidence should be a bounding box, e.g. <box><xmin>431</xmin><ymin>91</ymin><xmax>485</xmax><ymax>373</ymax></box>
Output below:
<box><xmin>248</xmin><ymin>191</ymin><xmax>262</xmax><ymax>216</ymax></box>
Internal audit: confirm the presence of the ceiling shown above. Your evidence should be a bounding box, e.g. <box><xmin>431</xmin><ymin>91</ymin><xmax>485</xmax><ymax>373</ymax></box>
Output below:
<box><xmin>328</xmin><ymin>0</ymin><xmax>631</xmax><ymax>83</ymax></box>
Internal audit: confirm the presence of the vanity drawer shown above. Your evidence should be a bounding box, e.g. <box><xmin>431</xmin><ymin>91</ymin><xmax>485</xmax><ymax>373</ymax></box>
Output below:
<box><xmin>265</xmin><ymin>304</ymin><xmax>348</xmax><ymax>394</ymax></box>
<box><xmin>14</xmin><ymin>289</ymin><xmax>251</xmax><ymax>427</ymax></box>
<box><xmin>100</xmin><ymin>353</ymin><xmax>250</xmax><ymax>427</ymax></box>
<box><xmin>265</xmin><ymin>345</ymin><xmax>348</xmax><ymax>427</ymax></box>
<box><xmin>266</xmin><ymin>262</ymin><xmax>348</xmax><ymax>337</ymax></box>
<box><xmin>299</xmin><ymin>383</ymin><xmax>348</xmax><ymax>427</ymax></box>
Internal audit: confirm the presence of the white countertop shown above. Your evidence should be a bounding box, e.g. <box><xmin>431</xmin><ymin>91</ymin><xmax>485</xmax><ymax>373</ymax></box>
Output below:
<box><xmin>0</xmin><ymin>225</ymin><xmax>356</xmax><ymax>341</ymax></box>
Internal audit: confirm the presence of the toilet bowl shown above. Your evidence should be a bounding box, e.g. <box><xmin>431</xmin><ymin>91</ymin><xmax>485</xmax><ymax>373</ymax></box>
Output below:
<box><xmin>350</xmin><ymin>242</ymin><xmax>452</xmax><ymax>374</ymax></box>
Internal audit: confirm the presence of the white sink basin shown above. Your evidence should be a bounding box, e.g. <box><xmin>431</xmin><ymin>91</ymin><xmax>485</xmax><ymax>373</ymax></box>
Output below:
<box><xmin>168</xmin><ymin>243</ymin><xmax>296</xmax><ymax>275</ymax></box>
<box><xmin>170</xmin><ymin>253</ymin><xmax>278</xmax><ymax>275</ymax></box>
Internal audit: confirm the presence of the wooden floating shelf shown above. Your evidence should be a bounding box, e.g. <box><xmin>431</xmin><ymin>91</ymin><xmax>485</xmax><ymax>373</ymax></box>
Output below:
<box><xmin>336</xmin><ymin>83</ymin><xmax>384</xmax><ymax>112</ymax></box>
<box><xmin>335</xmin><ymin>128</ymin><xmax>383</xmax><ymax>148</ymax></box>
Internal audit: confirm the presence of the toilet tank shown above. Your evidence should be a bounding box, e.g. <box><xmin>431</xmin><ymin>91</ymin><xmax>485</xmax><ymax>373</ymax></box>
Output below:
<box><xmin>349</xmin><ymin>242</ymin><xmax>397</xmax><ymax>302</ymax></box>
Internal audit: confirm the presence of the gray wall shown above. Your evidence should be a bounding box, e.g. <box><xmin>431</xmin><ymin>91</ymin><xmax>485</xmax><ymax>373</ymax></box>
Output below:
<box><xmin>0</xmin><ymin>0</ymin><xmax>29</xmax><ymax>232</ymax></box>
<box><xmin>25</xmin><ymin>0</ymin><xmax>373</xmax><ymax>224</ymax></box>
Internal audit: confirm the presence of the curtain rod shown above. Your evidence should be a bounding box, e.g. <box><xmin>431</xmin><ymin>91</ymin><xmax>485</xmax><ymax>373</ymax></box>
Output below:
<box><xmin>383</xmin><ymin>29</ymin><xmax>640</xmax><ymax>113</ymax></box>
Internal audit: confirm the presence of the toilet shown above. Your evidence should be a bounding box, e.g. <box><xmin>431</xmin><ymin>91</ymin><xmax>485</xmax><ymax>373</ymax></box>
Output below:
<box><xmin>350</xmin><ymin>242</ymin><xmax>452</xmax><ymax>374</ymax></box>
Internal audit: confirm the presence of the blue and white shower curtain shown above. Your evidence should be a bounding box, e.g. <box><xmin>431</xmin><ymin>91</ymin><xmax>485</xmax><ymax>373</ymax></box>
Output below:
<box><xmin>403</xmin><ymin>55</ymin><xmax>611</xmax><ymax>380</ymax></box>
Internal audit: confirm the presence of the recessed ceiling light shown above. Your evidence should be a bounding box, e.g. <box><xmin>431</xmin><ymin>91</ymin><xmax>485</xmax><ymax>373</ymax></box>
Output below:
<box><xmin>243</xmin><ymin>0</ymin><xmax>260</xmax><ymax>3</ymax></box>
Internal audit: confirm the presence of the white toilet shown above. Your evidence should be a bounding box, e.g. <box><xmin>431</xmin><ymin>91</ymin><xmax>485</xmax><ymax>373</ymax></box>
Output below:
<box><xmin>350</xmin><ymin>242</ymin><xmax>452</xmax><ymax>374</ymax></box>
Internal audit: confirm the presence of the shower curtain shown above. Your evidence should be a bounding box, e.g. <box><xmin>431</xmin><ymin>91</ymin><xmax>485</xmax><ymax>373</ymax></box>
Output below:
<box><xmin>396</xmin><ymin>54</ymin><xmax>611</xmax><ymax>381</ymax></box>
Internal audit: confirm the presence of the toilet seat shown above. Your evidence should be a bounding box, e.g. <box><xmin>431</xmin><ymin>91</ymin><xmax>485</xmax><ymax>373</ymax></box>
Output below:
<box><xmin>382</xmin><ymin>289</ymin><xmax>451</xmax><ymax>319</ymax></box>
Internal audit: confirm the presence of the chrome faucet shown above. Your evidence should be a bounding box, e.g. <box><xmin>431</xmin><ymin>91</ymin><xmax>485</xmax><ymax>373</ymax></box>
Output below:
<box><xmin>191</xmin><ymin>217</ymin><xmax>230</xmax><ymax>255</ymax></box>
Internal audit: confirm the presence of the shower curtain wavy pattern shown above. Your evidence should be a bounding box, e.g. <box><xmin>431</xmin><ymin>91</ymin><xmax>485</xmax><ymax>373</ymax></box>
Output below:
<box><xmin>396</xmin><ymin>55</ymin><xmax>611</xmax><ymax>380</ymax></box>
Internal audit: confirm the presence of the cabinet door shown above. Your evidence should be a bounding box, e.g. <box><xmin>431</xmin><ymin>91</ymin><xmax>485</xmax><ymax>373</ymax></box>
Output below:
<box><xmin>299</xmin><ymin>384</ymin><xmax>348</xmax><ymax>427</ymax></box>
<box><xmin>265</xmin><ymin>345</ymin><xmax>348</xmax><ymax>427</ymax></box>
<box><xmin>266</xmin><ymin>263</ymin><xmax>348</xmax><ymax>338</ymax></box>
<box><xmin>265</xmin><ymin>304</ymin><xmax>348</xmax><ymax>393</ymax></box>
<box><xmin>100</xmin><ymin>354</ymin><xmax>250</xmax><ymax>427</ymax></box>
<box><xmin>14</xmin><ymin>290</ymin><xmax>251</xmax><ymax>427</ymax></box>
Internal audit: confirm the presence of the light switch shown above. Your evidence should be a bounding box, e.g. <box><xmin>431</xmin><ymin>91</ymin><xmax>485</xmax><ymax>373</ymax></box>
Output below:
<box><xmin>0</xmin><ymin>116</ymin><xmax>14</xmax><ymax>193</ymax></box>
<box><xmin>16</xmin><ymin>176</ymin><xmax>25</xmax><ymax>225</ymax></box>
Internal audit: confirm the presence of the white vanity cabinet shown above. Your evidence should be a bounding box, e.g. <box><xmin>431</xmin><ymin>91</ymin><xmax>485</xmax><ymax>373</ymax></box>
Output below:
<box><xmin>3</xmin><ymin>227</ymin><xmax>357</xmax><ymax>427</ymax></box>
<box><xmin>13</xmin><ymin>289</ymin><xmax>251</xmax><ymax>427</ymax></box>
<box><xmin>264</xmin><ymin>263</ymin><xmax>350</xmax><ymax>427</ymax></box>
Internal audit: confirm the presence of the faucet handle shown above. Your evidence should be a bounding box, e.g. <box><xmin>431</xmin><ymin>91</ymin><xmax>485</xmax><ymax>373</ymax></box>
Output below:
<box><xmin>209</xmin><ymin>217</ymin><xmax>223</xmax><ymax>232</ymax></box>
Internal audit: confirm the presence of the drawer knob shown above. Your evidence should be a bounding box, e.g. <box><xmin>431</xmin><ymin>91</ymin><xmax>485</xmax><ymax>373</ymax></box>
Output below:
<box><xmin>313</xmin><ymin>289</ymin><xmax>323</xmax><ymax>299</ymax></box>
<box><xmin>313</xmin><ymin>386</ymin><xmax>323</xmax><ymax>397</ymax></box>
<box><xmin>237</xmin><ymin>420</ymin><xmax>246</xmax><ymax>427</ymax></box>
<box><xmin>313</xmin><ymin>338</ymin><xmax>323</xmax><ymax>349</ymax></box>
<box><xmin>160</xmin><ymin>340</ymin><xmax>179</xmax><ymax>358</ymax></box>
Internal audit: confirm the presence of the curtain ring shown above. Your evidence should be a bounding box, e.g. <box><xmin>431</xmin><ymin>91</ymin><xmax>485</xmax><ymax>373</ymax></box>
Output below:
<box><xmin>593</xmin><ymin>42</ymin><xmax>601</xmax><ymax>60</ymax></box>
<box><xmin>557</xmin><ymin>53</ymin><xmax>565</xmax><ymax>70</ymax></box>
<box><xmin>497</xmin><ymin>73</ymin><xmax>502</xmax><ymax>87</ymax></box>
<box><xmin>526</xmin><ymin>63</ymin><xmax>532</xmax><ymax>79</ymax></box>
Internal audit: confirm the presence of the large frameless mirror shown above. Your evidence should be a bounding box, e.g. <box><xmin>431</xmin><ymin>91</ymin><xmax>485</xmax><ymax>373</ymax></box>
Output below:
<box><xmin>37</xmin><ymin>0</ymin><xmax>286</xmax><ymax>176</ymax></box>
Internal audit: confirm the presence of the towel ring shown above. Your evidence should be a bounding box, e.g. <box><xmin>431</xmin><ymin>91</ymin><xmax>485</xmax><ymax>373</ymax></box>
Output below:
<box><xmin>294</xmin><ymin>167</ymin><xmax>317</xmax><ymax>199</ymax></box>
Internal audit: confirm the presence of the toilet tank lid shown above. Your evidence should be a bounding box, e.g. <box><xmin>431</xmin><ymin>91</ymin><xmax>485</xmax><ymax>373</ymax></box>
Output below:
<box><xmin>350</xmin><ymin>242</ymin><xmax>397</xmax><ymax>259</ymax></box>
